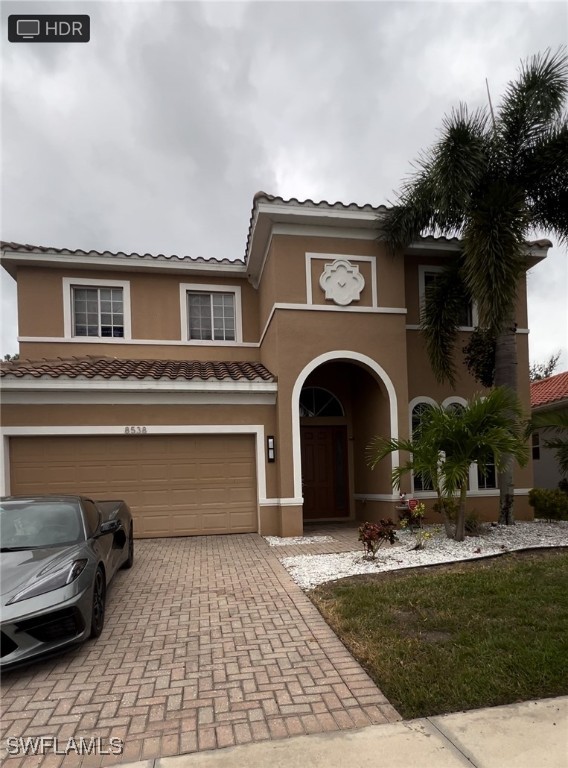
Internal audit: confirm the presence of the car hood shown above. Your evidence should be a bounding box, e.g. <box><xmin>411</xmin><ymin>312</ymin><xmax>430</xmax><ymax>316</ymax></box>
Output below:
<box><xmin>0</xmin><ymin>545</ymin><xmax>87</xmax><ymax>600</ymax></box>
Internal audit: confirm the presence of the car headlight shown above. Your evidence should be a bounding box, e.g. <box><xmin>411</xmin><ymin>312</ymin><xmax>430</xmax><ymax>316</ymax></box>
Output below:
<box><xmin>7</xmin><ymin>559</ymin><xmax>88</xmax><ymax>605</ymax></box>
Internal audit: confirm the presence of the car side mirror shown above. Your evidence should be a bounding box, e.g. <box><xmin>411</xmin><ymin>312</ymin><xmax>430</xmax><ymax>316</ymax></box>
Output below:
<box><xmin>96</xmin><ymin>520</ymin><xmax>121</xmax><ymax>537</ymax></box>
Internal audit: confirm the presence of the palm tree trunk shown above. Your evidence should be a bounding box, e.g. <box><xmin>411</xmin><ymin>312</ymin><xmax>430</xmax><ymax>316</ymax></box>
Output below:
<box><xmin>437</xmin><ymin>491</ymin><xmax>455</xmax><ymax>539</ymax></box>
<box><xmin>494</xmin><ymin>317</ymin><xmax>518</xmax><ymax>525</ymax></box>
<box><xmin>455</xmin><ymin>484</ymin><xmax>467</xmax><ymax>542</ymax></box>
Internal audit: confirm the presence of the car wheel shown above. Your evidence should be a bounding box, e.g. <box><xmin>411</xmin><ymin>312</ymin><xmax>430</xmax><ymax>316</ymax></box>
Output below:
<box><xmin>122</xmin><ymin>525</ymin><xmax>134</xmax><ymax>569</ymax></box>
<box><xmin>90</xmin><ymin>567</ymin><xmax>106</xmax><ymax>638</ymax></box>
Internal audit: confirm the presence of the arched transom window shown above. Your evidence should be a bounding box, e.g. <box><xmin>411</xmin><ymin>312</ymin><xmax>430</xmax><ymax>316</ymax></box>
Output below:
<box><xmin>300</xmin><ymin>387</ymin><xmax>344</xmax><ymax>418</ymax></box>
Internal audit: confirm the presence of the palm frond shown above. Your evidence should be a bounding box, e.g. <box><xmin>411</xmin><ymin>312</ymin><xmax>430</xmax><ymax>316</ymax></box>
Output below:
<box><xmin>420</xmin><ymin>259</ymin><xmax>471</xmax><ymax>385</ymax></box>
<box><xmin>379</xmin><ymin>106</ymin><xmax>490</xmax><ymax>250</ymax></box>
<box><xmin>461</xmin><ymin>182</ymin><xmax>528</xmax><ymax>332</ymax></box>
<box><xmin>498</xmin><ymin>47</ymin><xmax>568</xmax><ymax>161</ymax></box>
<box><xmin>529</xmin><ymin>405</ymin><xmax>568</xmax><ymax>432</ymax></box>
<box><xmin>429</xmin><ymin>104</ymin><xmax>490</xmax><ymax>213</ymax></box>
<box><xmin>523</xmin><ymin>118</ymin><xmax>568</xmax><ymax>245</ymax></box>
<box><xmin>366</xmin><ymin>436</ymin><xmax>413</xmax><ymax>469</ymax></box>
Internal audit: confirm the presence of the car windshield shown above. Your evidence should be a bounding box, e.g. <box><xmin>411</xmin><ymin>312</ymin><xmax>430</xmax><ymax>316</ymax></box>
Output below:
<box><xmin>0</xmin><ymin>499</ymin><xmax>85</xmax><ymax>549</ymax></box>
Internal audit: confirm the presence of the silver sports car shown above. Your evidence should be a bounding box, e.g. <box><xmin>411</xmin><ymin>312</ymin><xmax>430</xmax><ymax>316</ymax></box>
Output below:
<box><xmin>0</xmin><ymin>495</ymin><xmax>133</xmax><ymax>669</ymax></box>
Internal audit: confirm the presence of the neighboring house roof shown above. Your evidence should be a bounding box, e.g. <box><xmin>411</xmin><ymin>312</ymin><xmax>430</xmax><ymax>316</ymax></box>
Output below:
<box><xmin>531</xmin><ymin>371</ymin><xmax>568</xmax><ymax>409</ymax></box>
<box><xmin>0</xmin><ymin>356</ymin><xmax>276</xmax><ymax>383</ymax></box>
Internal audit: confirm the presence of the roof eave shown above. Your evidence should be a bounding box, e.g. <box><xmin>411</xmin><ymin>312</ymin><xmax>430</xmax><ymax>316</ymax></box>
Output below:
<box><xmin>0</xmin><ymin>377</ymin><xmax>278</xmax><ymax>393</ymax></box>
<box><xmin>531</xmin><ymin>397</ymin><xmax>568</xmax><ymax>412</ymax></box>
<box><xmin>0</xmin><ymin>249</ymin><xmax>248</xmax><ymax>280</ymax></box>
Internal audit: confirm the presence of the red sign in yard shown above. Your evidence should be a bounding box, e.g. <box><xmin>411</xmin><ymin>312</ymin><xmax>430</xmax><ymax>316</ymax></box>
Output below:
<box><xmin>407</xmin><ymin>499</ymin><xmax>419</xmax><ymax>511</ymax></box>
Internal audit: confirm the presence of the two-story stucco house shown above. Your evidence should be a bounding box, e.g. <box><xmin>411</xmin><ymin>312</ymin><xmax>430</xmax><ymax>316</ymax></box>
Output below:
<box><xmin>0</xmin><ymin>193</ymin><xmax>550</xmax><ymax>538</ymax></box>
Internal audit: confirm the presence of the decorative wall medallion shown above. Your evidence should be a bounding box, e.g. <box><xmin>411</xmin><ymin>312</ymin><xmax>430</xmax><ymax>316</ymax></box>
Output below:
<box><xmin>319</xmin><ymin>258</ymin><xmax>365</xmax><ymax>306</ymax></box>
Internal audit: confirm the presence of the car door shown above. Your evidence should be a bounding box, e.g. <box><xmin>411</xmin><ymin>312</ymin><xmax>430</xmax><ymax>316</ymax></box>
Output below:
<box><xmin>81</xmin><ymin>499</ymin><xmax>116</xmax><ymax>578</ymax></box>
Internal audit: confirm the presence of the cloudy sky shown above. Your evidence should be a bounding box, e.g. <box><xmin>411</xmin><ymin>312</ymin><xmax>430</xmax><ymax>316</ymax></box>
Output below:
<box><xmin>1</xmin><ymin>0</ymin><xmax>567</xmax><ymax>371</ymax></box>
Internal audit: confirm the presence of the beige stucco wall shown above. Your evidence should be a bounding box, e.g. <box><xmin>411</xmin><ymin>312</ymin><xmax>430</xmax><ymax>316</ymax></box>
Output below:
<box><xmin>257</xmin><ymin>235</ymin><xmax>405</xmax><ymax>325</ymax></box>
<box><xmin>2</xmin><ymin>402</ymin><xmax>279</xmax><ymax>504</ymax></box>
<box><xmin>259</xmin><ymin>309</ymin><xmax>409</xmax><ymax>508</ymax></box>
<box><xmin>17</xmin><ymin>266</ymin><xmax>260</xmax><ymax>358</ymax></box>
<box><xmin>356</xmin><ymin>495</ymin><xmax>532</xmax><ymax>525</ymax></box>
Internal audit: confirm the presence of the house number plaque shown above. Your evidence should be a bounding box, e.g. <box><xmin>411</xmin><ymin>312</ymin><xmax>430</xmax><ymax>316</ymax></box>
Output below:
<box><xmin>124</xmin><ymin>426</ymin><xmax>148</xmax><ymax>434</ymax></box>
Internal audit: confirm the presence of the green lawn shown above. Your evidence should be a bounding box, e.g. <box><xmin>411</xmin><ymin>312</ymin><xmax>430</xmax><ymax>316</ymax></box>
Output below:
<box><xmin>311</xmin><ymin>549</ymin><xmax>568</xmax><ymax>719</ymax></box>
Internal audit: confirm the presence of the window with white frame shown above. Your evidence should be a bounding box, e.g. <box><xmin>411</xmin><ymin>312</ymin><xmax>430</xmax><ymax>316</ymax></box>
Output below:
<box><xmin>420</xmin><ymin>267</ymin><xmax>474</xmax><ymax>327</ymax></box>
<box><xmin>180</xmin><ymin>283</ymin><xmax>241</xmax><ymax>343</ymax></box>
<box><xmin>187</xmin><ymin>291</ymin><xmax>235</xmax><ymax>341</ymax></box>
<box><xmin>63</xmin><ymin>278</ymin><xmax>131</xmax><ymax>340</ymax></box>
<box><xmin>477</xmin><ymin>458</ymin><xmax>497</xmax><ymax>489</ymax></box>
<box><xmin>72</xmin><ymin>286</ymin><xmax>124</xmax><ymax>338</ymax></box>
<box><xmin>411</xmin><ymin>401</ymin><xmax>435</xmax><ymax>491</ymax></box>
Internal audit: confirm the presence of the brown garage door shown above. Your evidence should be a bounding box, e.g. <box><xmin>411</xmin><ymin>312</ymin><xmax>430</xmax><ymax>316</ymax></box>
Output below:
<box><xmin>9</xmin><ymin>434</ymin><xmax>257</xmax><ymax>538</ymax></box>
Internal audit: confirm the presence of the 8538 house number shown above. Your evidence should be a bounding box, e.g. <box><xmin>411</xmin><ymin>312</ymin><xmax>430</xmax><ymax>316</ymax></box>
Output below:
<box><xmin>124</xmin><ymin>426</ymin><xmax>147</xmax><ymax>434</ymax></box>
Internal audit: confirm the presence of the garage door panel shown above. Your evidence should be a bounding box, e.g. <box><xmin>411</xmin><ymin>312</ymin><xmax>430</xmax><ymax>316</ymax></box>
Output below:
<box><xmin>230</xmin><ymin>489</ymin><xmax>256</xmax><ymax>504</ymax></box>
<box><xmin>10</xmin><ymin>435</ymin><xmax>258</xmax><ymax>538</ymax></box>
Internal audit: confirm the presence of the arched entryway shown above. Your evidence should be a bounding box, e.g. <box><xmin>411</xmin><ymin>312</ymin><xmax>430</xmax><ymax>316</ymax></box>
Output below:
<box><xmin>292</xmin><ymin>351</ymin><xmax>398</xmax><ymax>525</ymax></box>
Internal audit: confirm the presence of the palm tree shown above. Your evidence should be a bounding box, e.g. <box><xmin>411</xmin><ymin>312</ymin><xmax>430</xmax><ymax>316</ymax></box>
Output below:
<box><xmin>380</xmin><ymin>48</ymin><xmax>568</xmax><ymax>525</ymax></box>
<box><xmin>368</xmin><ymin>388</ymin><xmax>529</xmax><ymax>541</ymax></box>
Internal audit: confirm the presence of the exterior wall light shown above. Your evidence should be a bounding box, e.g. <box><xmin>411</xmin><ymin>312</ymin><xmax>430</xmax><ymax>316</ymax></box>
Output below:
<box><xmin>267</xmin><ymin>436</ymin><xmax>276</xmax><ymax>462</ymax></box>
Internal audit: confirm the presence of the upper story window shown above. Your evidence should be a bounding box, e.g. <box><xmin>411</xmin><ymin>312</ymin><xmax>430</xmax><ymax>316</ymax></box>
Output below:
<box><xmin>532</xmin><ymin>433</ymin><xmax>540</xmax><ymax>461</ymax></box>
<box><xmin>73</xmin><ymin>287</ymin><xmax>124</xmax><ymax>337</ymax></box>
<box><xmin>180</xmin><ymin>283</ymin><xmax>242</xmax><ymax>344</ymax></box>
<box><xmin>420</xmin><ymin>266</ymin><xmax>475</xmax><ymax>328</ymax></box>
<box><xmin>63</xmin><ymin>278</ymin><xmax>131</xmax><ymax>341</ymax></box>
<box><xmin>188</xmin><ymin>292</ymin><xmax>235</xmax><ymax>341</ymax></box>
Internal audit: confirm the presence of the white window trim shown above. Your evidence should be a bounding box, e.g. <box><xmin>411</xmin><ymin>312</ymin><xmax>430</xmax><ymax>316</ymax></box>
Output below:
<box><xmin>180</xmin><ymin>283</ymin><xmax>242</xmax><ymax>344</ymax></box>
<box><xmin>418</xmin><ymin>265</ymin><xmax>478</xmax><ymax>329</ymax></box>
<box><xmin>409</xmin><ymin>397</ymin><xmax>438</xmax><ymax>494</ymax></box>
<box><xmin>63</xmin><ymin>277</ymin><xmax>132</xmax><ymax>341</ymax></box>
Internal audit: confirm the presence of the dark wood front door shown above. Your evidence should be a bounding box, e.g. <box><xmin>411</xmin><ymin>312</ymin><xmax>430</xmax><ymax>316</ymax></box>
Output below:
<box><xmin>301</xmin><ymin>425</ymin><xmax>349</xmax><ymax>519</ymax></box>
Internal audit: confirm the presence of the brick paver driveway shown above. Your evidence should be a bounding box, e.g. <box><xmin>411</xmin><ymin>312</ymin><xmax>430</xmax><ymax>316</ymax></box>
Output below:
<box><xmin>1</xmin><ymin>532</ymin><xmax>399</xmax><ymax>767</ymax></box>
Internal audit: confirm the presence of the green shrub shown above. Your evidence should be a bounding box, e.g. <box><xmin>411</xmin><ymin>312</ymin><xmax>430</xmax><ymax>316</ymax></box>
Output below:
<box><xmin>528</xmin><ymin>488</ymin><xmax>568</xmax><ymax>522</ymax></box>
<box><xmin>465</xmin><ymin>511</ymin><xmax>484</xmax><ymax>535</ymax></box>
<box><xmin>433</xmin><ymin>497</ymin><xmax>459</xmax><ymax>522</ymax></box>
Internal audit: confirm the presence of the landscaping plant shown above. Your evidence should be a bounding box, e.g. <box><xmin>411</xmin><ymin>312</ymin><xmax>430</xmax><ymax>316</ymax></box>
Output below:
<box><xmin>398</xmin><ymin>502</ymin><xmax>426</xmax><ymax>531</ymax></box>
<box><xmin>368</xmin><ymin>388</ymin><xmax>528</xmax><ymax>541</ymax></box>
<box><xmin>358</xmin><ymin>520</ymin><xmax>398</xmax><ymax>559</ymax></box>
<box><xmin>528</xmin><ymin>488</ymin><xmax>568</xmax><ymax>521</ymax></box>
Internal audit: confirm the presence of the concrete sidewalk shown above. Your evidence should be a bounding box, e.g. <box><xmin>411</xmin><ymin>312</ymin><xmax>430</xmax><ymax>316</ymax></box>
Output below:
<box><xmin>115</xmin><ymin>696</ymin><xmax>568</xmax><ymax>768</ymax></box>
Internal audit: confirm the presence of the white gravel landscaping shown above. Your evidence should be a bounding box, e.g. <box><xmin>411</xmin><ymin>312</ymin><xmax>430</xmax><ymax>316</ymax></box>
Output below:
<box><xmin>264</xmin><ymin>535</ymin><xmax>335</xmax><ymax>546</ymax></box>
<box><xmin>280</xmin><ymin>521</ymin><xmax>568</xmax><ymax>590</ymax></box>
